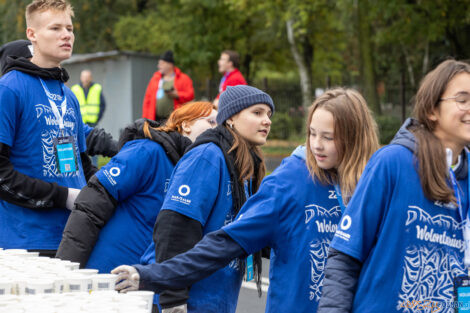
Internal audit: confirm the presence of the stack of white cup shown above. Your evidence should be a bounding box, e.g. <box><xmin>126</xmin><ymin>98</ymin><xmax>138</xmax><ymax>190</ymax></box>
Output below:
<box><xmin>0</xmin><ymin>249</ymin><xmax>154</xmax><ymax>313</ymax></box>
<box><xmin>0</xmin><ymin>292</ymin><xmax>150</xmax><ymax>312</ymax></box>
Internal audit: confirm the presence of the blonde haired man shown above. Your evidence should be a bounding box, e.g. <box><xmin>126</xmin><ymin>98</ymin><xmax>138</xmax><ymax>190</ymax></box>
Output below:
<box><xmin>0</xmin><ymin>0</ymin><xmax>95</xmax><ymax>256</ymax></box>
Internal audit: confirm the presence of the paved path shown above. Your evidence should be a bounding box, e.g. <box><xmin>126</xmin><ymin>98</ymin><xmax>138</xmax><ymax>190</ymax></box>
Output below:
<box><xmin>236</xmin><ymin>259</ymin><xmax>269</xmax><ymax>313</ymax></box>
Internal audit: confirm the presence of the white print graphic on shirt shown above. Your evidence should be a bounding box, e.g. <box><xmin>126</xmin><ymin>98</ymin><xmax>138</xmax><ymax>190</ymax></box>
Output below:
<box><xmin>170</xmin><ymin>184</ymin><xmax>192</xmax><ymax>205</ymax></box>
<box><xmin>335</xmin><ymin>214</ymin><xmax>352</xmax><ymax>242</ymax></box>
<box><xmin>109</xmin><ymin>167</ymin><xmax>120</xmax><ymax>177</ymax></box>
<box><xmin>43</xmin><ymin>89</ymin><xmax>63</xmax><ymax>102</ymax></box>
<box><xmin>178</xmin><ymin>185</ymin><xmax>190</xmax><ymax>196</ymax></box>
<box><xmin>102</xmin><ymin>169</ymin><xmax>117</xmax><ymax>186</ymax></box>
<box><xmin>164</xmin><ymin>179</ymin><xmax>170</xmax><ymax>193</ymax></box>
<box><xmin>35</xmin><ymin>103</ymin><xmax>79</xmax><ymax>178</ymax></box>
<box><xmin>227</xmin><ymin>180</ymin><xmax>232</xmax><ymax>196</ymax></box>
<box><xmin>305</xmin><ymin>203</ymin><xmax>341</xmax><ymax>302</ymax></box>
<box><xmin>328</xmin><ymin>190</ymin><xmax>337</xmax><ymax>199</ymax></box>
<box><xmin>398</xmin><ymin>206</ymin><xmax>466</xmax><ymax>313</ymax></box>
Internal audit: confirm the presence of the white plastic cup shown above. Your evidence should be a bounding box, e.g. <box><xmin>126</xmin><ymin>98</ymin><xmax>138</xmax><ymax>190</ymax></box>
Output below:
<box><xmin>24</xmin><ymin>251</ymin><xmax>39</xmax><ymax>258</ymax></box>
<box><xmin>126</xmin><ymin>291</ymin><xmax>155</xmax><ymax>313</ymax></box>
<box><xmin>3</xmin><ymin>249</ymin><xmax>28</xmax><ymax>257</ymax></box>
<box><xmin>91</xmin><ymin>274</ymin><xmax>117</xmax><ymax>291</ymax></box>
<box><xmin>65</xmin><ymin>274</ymin><xmax>92</xmax><ymax>293</ymax></box>
<box><xmin>0</xmin><ymin>280</ymin><xmax>14</xmax><ymax>295</ymax></box>
<box><xmin>69</xmin><ymin>262</ymin><xmax>80</xmax><ymax>270</ymax></box>
<box><xmin>13</xmin><ymin>278</ymin><xmax>27</xmax><ymax>295</ymax></box>
<box><xmin>25</xmin><ymin>279</ymin><xmax>55</xmax><ymax>295</ymax></box>
<box><xmin>75</xmin><ymin>268</ymin><xmax>99</xmax><ymax>275</ymax></box>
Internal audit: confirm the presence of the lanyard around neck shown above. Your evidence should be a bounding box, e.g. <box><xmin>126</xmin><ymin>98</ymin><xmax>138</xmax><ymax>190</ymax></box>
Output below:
<box><xmin>449</xmin><ymin>169</ymin><xmax>463</xmax><ymax>220</ymax></box>
<box><xmin>39</xmin><ymin>78</ymin><xmax>67</xmax><ymax>131</ymax></box>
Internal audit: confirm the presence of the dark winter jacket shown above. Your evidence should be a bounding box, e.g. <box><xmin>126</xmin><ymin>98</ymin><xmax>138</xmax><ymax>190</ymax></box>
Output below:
<box><xmin>85</xmin><ymin>126</ymin><xmax>119</xmax><ymax>158</ymax></box>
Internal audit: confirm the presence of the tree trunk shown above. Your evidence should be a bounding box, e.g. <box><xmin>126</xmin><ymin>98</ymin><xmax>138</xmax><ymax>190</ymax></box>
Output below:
<box><xmin>286</xmin><ymin>19</ymin><xmax>312</xmax><ymax>112</ymax></box>
<box><xmin>357</xmin><ymin>0</ymin><xmax>380</xmax><ymax>114</ymax></box>
<box><xmin>401</xmin><ymin>45</ymin><xmax>415</xmax><ymax>88</ymax></box>
<box><xmin>243</xmin><ymin>53</ymin><xmax>252</xmax><ymax>85</ymax></box>
<box><xmin>422</xmin><ymin>40</ymin><xmax>429</xmax><ymax>77</ymax></box>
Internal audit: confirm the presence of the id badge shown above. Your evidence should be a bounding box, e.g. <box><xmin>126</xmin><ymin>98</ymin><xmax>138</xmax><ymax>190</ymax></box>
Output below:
<box><xmin>53</xmin><ymin>136</ymin><xmax>78</xmax><ymax>174</ymax></box>
<box><xmin>454</xmin><ymin>276</ymin><xmax>470</xmax><ymax>312</ymax></box>
<box><xmin>245</xmin><ymin>255</ymin><xmax>254</xmax><ymax>281</ymax></box>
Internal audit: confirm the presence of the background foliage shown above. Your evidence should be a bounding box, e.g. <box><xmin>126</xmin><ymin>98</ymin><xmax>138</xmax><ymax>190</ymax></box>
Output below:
<box><xmin>2</xmin><ymin>0</ymin><xmax>470</xmax><ymax>143</ymax></box>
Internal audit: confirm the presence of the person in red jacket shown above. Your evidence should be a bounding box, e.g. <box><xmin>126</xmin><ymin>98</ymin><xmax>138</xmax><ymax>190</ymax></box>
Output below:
<box><xmin>142</xmin><ymin>50</ymin><xmax>194</xmax><ymax>121</ymax></box>
<box><xmin>214</xmin><ymin>50</ymin><xmax>247</xmax><ymax>107</ymax></box>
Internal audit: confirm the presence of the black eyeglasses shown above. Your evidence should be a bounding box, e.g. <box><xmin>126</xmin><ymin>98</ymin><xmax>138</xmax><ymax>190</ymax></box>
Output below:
<box><xmin>440</xmin><ymin>94</ymin><xmax>470</xmax><ymax>111</ymax></box>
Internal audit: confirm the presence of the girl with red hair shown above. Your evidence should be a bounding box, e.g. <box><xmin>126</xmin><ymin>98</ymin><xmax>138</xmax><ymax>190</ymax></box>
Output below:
<box><xmin>56</xmin><ymin>101</ymin><xmax>216</xmax><ymax>273</ymax></box>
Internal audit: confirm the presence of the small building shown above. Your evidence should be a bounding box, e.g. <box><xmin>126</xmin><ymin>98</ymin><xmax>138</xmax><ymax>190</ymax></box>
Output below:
<box><xmin>62</xmin><ymin>50</ymin><xmax>157</xmax><ymax>139</ymax></box>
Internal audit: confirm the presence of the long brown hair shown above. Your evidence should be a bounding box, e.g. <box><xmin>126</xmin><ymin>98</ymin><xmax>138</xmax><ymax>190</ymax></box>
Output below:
<box><xmin>142</xmin><ymin>101</ymin><xmax>214</xmax><ymax>138</ymax></box>
<box><xmin>226</xmin><ymin>126</ymin><xmax>265</xmax><ymax>190</ymax></box>
<box><xmin>411</xmin><ymin>59</ymin><xmax>470</xmax><ymax>203</ymax></box>
<box><xmin>306</xmin><ymin>88</ymin><xmax>379</xmax><ymax>204</ymax></box>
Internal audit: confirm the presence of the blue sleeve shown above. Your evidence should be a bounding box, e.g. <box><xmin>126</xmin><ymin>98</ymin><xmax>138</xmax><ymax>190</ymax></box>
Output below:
<box><xmin>135</xmin><ymin>229</ymin><xmax>245</xmax><ymax>292</ymax></box>
<box><xmin>162</xmin><ymin>146</ymin><xmax>221</xmax><ymax>226</ymax></box>
<box><xmin>83</xmin><ymin>124</ymin><xmax>93</xmax><ymax>138</ymax></box>
<box><xmin>223</xmin><ymin>174</ymin><xmax>283</xmax><ymax>254</ymax></box>
<box><xmin>330</xmin><ymin>149</ymin><xmax>395</xmax><ymax>262</ymax></box>
<box><xmin>0</xmin><ymin>85</ymin><xmax>19</xmax><ymax>147</ymax></box>
<box><xmin>95</xmin><ymin>141</ymin><xmax>154</xmax><ymax>201</ymax></box>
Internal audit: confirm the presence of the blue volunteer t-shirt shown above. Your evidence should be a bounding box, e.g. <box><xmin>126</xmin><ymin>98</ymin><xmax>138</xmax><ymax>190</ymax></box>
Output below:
<box><xmin>161</xmin><ymin>142</ymin><xmax>242</xmax><ymax>313</ymax></box>
<box><xmin>224</xmin><ymin>151</ymin><xmax>342</xmax><ymax>313</ymax></box>
<box><xmin>87</xmin><ymin>139</ymin><xmax>174</xmax><ymax>273</ymax></box>
<box><xmin>0</xmin><ymin>70</ymin><xmax>87</xmax><ymax>249</ymax></box>
<box><xmin>83</xmin><ymin>123</ymin><xmax>93</xmax><ymax>137</ymax></box>
<box><xmin>331</xmin><ymin>144</ymin><xmax>469</xmax><ymax>313</ymax></box>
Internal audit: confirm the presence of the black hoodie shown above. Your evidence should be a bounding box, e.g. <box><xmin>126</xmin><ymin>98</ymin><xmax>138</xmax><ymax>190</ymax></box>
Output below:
<box><xmin>317</xmin><ymin>118</ymin><xmax>469</xmax><ymax>313</ymax></box>
<box><xmin>3</xmin><ymin>56</ymin><xmax>69</xmax><ymax>82</ymax></box>
<box><xmin>0</xmin><ymin>58</ymin><xmax>96</xmax><ymax>212</ymax></box>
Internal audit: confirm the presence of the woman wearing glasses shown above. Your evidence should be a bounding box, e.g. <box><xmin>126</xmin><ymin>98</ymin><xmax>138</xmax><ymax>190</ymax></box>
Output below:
<box><xmin>317</xmin><ymin>59</ymin><xmax>470</xmax><ymax>312</ymax></box>
<box><xmin>56</xmin><ymin>101</ymin><xmax>217</xmax><ymax>273</ymax></box>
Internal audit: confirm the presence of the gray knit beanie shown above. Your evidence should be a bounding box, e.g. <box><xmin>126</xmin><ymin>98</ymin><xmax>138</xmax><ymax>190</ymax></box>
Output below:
<box><xmin>216</xmin><ymin>85</ymin><xmax>275</xmax><ymax>125</ymax></box>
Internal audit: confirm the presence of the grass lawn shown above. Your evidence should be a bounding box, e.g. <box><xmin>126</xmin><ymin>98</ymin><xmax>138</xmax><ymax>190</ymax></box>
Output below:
<box><xmin>262</xmin><ymin>139</ymin><xmax>303</xmax><ymax>157</ymax></box>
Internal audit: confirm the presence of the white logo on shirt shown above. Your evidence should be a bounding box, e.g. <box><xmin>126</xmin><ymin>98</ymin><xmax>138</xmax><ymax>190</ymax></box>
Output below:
<box><xmin>178</xmin><ymin>185</ymin><xmax>191</xmax><ymax>196</ymax></box>
<box><xmin>109</xmin><ymin>167</ymin><xmax>121</xmax><ymax>177</ymax></box>
<box><xmin>340</xmin><ymin>215</ymin><xmax>352</xmax><ymax>230</ymax></box>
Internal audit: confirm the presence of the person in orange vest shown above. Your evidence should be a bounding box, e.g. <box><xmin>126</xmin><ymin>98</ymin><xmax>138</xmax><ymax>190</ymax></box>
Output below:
<box><xmin>142</xmin><ymin>50</ymin><xmax>195</xmax><ymax>122</ymax></box>
<box><xmin>71</xmin><ymin>69</ymin><xmax>106</xmax><ymax>127</ymax></box>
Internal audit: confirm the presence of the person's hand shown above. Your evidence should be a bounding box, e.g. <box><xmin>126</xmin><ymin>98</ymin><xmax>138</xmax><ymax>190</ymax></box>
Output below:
<box><xmin>162</xmin><ymin>304</ymin><xmax>187</xmax><ymax>313</ymax></box>
<box><xmin>112</xmin><ymin>265</ymin><xmax>140</xmax><ymax>293</ymax></box>
<box><xmin>65</xmin><ymin>188</ymin><xmax>81</xmax><ymax>210</ymax></box>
